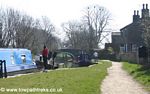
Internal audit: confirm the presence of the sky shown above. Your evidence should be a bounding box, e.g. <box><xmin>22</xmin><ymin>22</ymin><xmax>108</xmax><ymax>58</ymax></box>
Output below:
<box><xmin>0</xmin><ymin>0</ymin><xmax>150</xmax><ymax>40</ymax></box>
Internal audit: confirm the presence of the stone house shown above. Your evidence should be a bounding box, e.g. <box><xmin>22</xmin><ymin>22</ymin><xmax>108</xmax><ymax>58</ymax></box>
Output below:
<box><xmin>120</xmin><ymin>4</ymin><xmax>150</xmax><ymax>53</ymax></box>
<box><xmin>105</xmin><ymin>4</ymin><xmax>150</xmax><ymax>62</ymax></box>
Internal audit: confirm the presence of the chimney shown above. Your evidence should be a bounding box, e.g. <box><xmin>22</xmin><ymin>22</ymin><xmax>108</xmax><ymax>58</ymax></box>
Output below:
<box><xmin>133</xmin><ymin>10</ymin><xmax>140</xmax><ymax>23</ymax></box>
<box><xmin>142</xmin><ymin>4</ymin><xmax>149</xmax><ymax>18</ymax></box>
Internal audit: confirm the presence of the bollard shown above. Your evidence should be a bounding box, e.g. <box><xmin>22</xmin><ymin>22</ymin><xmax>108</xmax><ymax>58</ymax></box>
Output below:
<box><xmin>3</xmin><ymin>60</ymin><xmax>7</xmax><ymax>78</ymax></box>
<box><xmin>0</xmin><ymin>60</ymin><xmax>7</xmax><ymax>78</ymax></box>
<box><xmin>0</xmin><ymin>61</ymin><xmax>3</xmax><ymax>78</ymax></box>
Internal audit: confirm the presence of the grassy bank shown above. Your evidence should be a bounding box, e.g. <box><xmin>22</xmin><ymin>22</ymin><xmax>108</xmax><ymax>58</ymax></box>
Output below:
<box><xmin>0</xmin><ymin>60</ymin><xmax>111</xmax><ymax>94</ymax></box>
<box><xmin>122</xmin><ymin>62</ymin><xmax>150</xmax><ymax>91</ymax></box>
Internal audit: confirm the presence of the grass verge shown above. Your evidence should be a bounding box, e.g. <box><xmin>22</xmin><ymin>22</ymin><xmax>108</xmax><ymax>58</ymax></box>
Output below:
<box><xmin>122</xmin><ymin>62</ymin><xmax>150</xmax><ymax>91</ymax></box>
<box><xmin>0</xmin><ymin>60</ymin><xmax>111</xmax><ymax>94</ymax></box>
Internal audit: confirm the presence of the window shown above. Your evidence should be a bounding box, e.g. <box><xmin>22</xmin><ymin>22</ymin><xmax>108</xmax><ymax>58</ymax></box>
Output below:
<box><xmin>120</xmin><ymin>44</ymin><xmax>125</xmax><ymax>53</ymax></box>
<box><xmin>10</xmin><ymin>55</ymin><xmax>15</xmax><ymax>64</ymax></box>
<box><xmin>132</xmin><ymin>44</ymin><xmax>137</xmax><ymax>52</ymax></box>
<box><xmin>21</xmin><ymin>55</ymin><xmax>26</xmax><ymax>63</ymax></box>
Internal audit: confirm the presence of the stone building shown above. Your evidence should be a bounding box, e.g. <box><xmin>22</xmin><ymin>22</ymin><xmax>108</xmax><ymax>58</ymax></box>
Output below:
<box><xmin>105</xmin><ymin>32</ymin><xmax>123</xmax><ymax>53</ymax></box>
<box><xmin>105</xmin><ymin>4</ymin><xmax>150</xmax><ymax>62</ymax></box>
<box><xmin>120</xmin><ymin>4</ymin><xmax>150</xmax><ymax>52</ymax></box>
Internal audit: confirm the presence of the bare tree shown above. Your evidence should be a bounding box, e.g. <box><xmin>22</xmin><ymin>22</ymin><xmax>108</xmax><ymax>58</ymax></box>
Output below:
<box><xmin>0</xmin><ymin>8</ymin><xmax>19</xmax><ymax>47</ymax></box>
<box><xmin>0</xmin><ymin>7</ymin><xmax>60</xmax><ymax>54</ymax></box>
<box><xmin>0</xmin><ymin>8</ymin><xmax>35</xmax><ymax>48</ymax></box>
<box><xmin>62</xmin><ymin>21</ymin><xmax>90</xmax><ymax>49</ymax></box>
<box><xmin>38</xmin><ymin>16</ymin><xmax>59</xmax><ymax>50</ymax></box>
<box><xmin>82</xmin><ymin>5</ymin><xmax>111</xmax><ymax>49</ymax></box>
<box><xmin>62</xmin><ymin>5</ymin><xmax>111</xmax><ymax>50</ymax></box>
<box><xmin>15</xmin><ymin>15</ymin><xmax>35</xmax><ymax>48</ymax></box>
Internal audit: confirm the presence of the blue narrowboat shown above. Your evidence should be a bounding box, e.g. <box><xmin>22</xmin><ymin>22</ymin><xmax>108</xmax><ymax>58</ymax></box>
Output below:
<box><xmin>0</xmin><ymin>48</ymin><xmax>37</xmax><ymax>74</ymax></box>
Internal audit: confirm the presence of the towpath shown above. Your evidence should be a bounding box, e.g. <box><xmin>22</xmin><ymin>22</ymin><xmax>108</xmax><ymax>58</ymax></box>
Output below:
<box><xmin>101</xmin><ymin>62</ymin><xmax>149</xmax><ymax>94</ymax></box>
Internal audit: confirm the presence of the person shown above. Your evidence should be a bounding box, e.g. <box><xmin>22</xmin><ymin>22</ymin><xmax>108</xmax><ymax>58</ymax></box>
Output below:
<box><xmin>48</xmin><ymin>51</ymin><xmax>52</xmax><ymax>60</ymax></box>
<box><xmin>93</xmin><ymin>52</ymin><xmax>98</xmax><ymax>63</ymax></box>
<box><xmin>42</xmin><ymin>45</ymin><xmax>49</xmax><ymax>72</ymax></box>
<box><xmin>52</xmin><ymin>51</ymin><xmax>57</xmax><ymax>69</ymax></box>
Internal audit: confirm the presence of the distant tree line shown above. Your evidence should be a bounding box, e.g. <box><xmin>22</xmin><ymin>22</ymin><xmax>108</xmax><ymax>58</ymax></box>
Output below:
<box><xmin>0</xmin><ymin>5</ymin><xmax>112</xmax><ymax>54</ymax></box>
<box><xmin>0</xmin><ymin>8</ymin><xmax>60</xmax><ymax>54</ymax></box>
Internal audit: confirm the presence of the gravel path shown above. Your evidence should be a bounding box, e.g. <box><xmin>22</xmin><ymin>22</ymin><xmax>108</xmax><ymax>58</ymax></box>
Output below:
<box><xmin>101</xmin><ymin>62</ymin><xmax>149</xmax><ymax>94</ymax></box>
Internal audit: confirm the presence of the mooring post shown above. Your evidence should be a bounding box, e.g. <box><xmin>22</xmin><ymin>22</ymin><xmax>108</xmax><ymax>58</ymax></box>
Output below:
<box><xmin>3</xmin><ymin>60</ymin><xmax>7</xmax><ymax>78</ymax></box>
<box><xmin>0</xmin><ymin>60</ymin><xmax>3</xmax><ymax>78</ymax></box>
<box><xmin>0</xmin><ymin>60</ymin><xmax>7</xmax><ymax>78</ymax></box>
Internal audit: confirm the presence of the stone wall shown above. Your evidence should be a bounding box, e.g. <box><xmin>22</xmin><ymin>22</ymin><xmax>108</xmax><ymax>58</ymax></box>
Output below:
<box><xmin>120</xmin><ymin>52</ymin><xmax>138</xmax><ymax>63</ymax></box>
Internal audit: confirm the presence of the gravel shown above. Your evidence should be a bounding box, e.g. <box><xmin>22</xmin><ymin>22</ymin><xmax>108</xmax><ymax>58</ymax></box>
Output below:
<box><xmin>101</xmin><ymin>62</ymin><xmax>149</xmax><ymax>94</ymax></box>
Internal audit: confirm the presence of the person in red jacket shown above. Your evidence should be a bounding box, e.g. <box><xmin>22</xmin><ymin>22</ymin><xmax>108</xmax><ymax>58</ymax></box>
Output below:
<box><xmin>42</xmin><ymin>45</ymin><xmax>49</xmax><ymax>71</ymax></box>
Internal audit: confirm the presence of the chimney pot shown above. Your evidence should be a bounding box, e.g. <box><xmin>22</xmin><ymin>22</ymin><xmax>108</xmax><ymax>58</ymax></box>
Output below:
<box><xmin>134</xmin><ymin>10</ymin><xmax>136</xmax><ymax>15</ymax></box>
<box><xmin>137</xmin><ymin>10</ymin><xmax>139</xmax><ymax>15</ymax></box>
<box><xmin>143</xmin><ymin>4</ymin><xmax>145</xmax><ymax>9</ymax></box>
<box><xmin>146</xmin><ymin>4</ymin><xmax>148</xmax><ymax>9</ymax></box>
